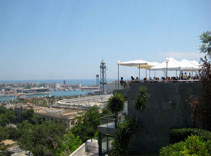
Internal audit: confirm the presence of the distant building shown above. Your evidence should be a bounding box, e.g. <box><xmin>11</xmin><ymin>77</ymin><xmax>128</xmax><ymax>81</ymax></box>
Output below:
<box><xmin>55</xmin><ymin>83</ymin><xmax>61</xmax><ymax>90</ymax></box>
<box><xmin>8</xmin><ymin>104</ymin><xmax>84</xmax><ymax>129</ymax></box>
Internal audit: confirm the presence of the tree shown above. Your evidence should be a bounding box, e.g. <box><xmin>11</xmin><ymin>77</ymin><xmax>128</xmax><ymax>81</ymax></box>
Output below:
<box><xmin>71</xmin><ymin>106</ymin><xmax>100</xmax><ymax>142</ymax></box>
<box><xmin>0</xmin><ymin>126</ymin><xmax>8</xmax><ymax>141</ymax></box>
<box><xmin>5</xmin><ymin>110</ymin><xmax>16</xmax><ymax>124</ymax></box>
<box><xmin>18</xmin><ymin>121</ymin><xmax>66</xmax><ymax>156</ymax></box>
<box><xmin>109</xmin><ymin>87</ymin><xmax>149</xmax><ymax>155</ymax></box>
<box><xmin>101</xmin><ymin>103</ymin><xmax>112</xmax><ymax>116</ymax></box>
<box><xmin>56</xmin><ymin>131</ymin><xmax>82</xmax><ymax>156</ymax></box>
<box><xmin>22</xmin><ymin>109</ymin><xmax>34</xmax><ymax>123</ymax></box>
<box><xmin>83</xmin><ymin>106</ymin><xmax>100</xmax><ymax>140</ymax></box>
<box><xmin>0</xmin><ymin>106</ymin><xmax>6</xmax><ymax>114</ymax></box>
<box><xmin>0</xmin><ymin>106</ymin><xmax>16</xmax><ymax>127</ymax></box>
<box><xmin>0</xmin><ymin>126</ymin><xmax>13</xmax><ymax>156</ymax></box>
<box><xmin>110</xmin><ymin>118</ymin><xmax>136</xmax><ymax>156</ymax></box>
<box><xmin>71</xmin><ymin>113</ymin><xmax>87</xmax><ymax>142</ymax></box>
<box><xmin>0</xmin><ymin>114</ymin><xmax>9</xmax><ymax>127</ymax></box>
<box><xmin>134</xmin><ymin>86</ymin><xmax>150</xmax><ymax>121</ymax></box>
<box><xmin>134</xmin><ymin>86</ymin><xmax>150</xmax><ymax>112</ymax></box>
<box><xmin>191</xmin><ymin>31</ymin><xmax>211</xmax><ymax>130</ymax></box>
<box><xmin>188</xmin><ymin>96</ymin><xmax>199</xmax><ymax>128</ymax></box>
<box><xmin>200</xmin><ymin>31</ymin><xmax>211</xmax><ymax>56</ymax></box>
<box><xmin>108</xmin><ymin>92</ymin><xmax>125</xmax><ymax>128</ymax></box>
<box><xmin>0</xmin><ymin>107</ymin><xmax>16</xmax><ymax>156</ymax></box>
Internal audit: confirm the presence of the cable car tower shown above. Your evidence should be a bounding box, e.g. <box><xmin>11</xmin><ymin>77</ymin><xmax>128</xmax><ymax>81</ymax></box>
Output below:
<box><xmin>100</xmin><ymin>60</ymin><xmax>107</xmax><ymax>94</ymax></box>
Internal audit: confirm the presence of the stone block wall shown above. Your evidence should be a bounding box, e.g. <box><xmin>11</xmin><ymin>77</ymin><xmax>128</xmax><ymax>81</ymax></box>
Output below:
<box><xmin>117</xmin><ymin>81</ymin><xmax>201</xmax><ymax>154</ymax></box>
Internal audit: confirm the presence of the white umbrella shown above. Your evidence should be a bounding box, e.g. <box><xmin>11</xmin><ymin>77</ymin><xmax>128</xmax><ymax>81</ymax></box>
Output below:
<box><xmin>117</xmin><ymin>60</ymin><xmax>148</xmax><ymax>66</ymax></box>
<box><xmin>117</xmin><ymin>60</ymin><xmax>149</xmax><ymax>80</ymax></box>
<box><xmin>151</xmin><ymin>57</ymin><xmax>180</xmax><ymax>70</ymax></box>
<box><xmin>179</xmin><ymin>59</ymin><xmax>200</xmax><ymax>71</ymax></box>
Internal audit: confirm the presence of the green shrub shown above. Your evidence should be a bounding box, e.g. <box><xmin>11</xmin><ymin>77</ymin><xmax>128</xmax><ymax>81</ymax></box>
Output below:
<box><xmin>160</xmin><ymin>135</ymin><xmax>211</xmax><ymax>156</ymax></box>
<box><xmin>134</xmin><ymin>86</ymin><xmax>150</xmax><ymax>112</ymax></box>
<box><xmin>6</xmin><ymin>127</ymin><xmax>19</xmax><ymax>140</ymax></box>
<box><xmin>170</xmin><ymin>128</ymin><xmax>211</xmax><ymax>144</ymax></box>
<box><xmin>160</xmin><ymin>141</ymin><xmax>185</xmax><ymax>156</ymax></box>
<box><xmin>110</xmin><ymin>118</ymin><xmax>136</xmax><ymax>156</ymax></box>
<box><xmin>207</xmin><ymin>140</ymin><xmax>211</xmax><ymax>154</ymax></box>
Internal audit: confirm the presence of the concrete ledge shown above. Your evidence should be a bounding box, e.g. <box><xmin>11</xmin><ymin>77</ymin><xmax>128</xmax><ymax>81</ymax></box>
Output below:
<box><xmin>69</xmin><ymin>143</ymin><xmax>86</xmax><ymax>156</ymax></box>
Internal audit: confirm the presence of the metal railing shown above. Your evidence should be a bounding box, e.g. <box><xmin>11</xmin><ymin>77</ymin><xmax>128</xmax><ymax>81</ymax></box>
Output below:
<box><xmin>113</xmin><ymin>79</ymin><xmax>201</xmax><ymax>90</ymax></box>
<box><xmin>99</xmin><ymin>113</ymin><xmax>126</xmax><ymax>129</ymax></box>
<box><xmin>100</xmin><ymin>115</ymin><xmax>115</xmax><ymax>129</ymax></box>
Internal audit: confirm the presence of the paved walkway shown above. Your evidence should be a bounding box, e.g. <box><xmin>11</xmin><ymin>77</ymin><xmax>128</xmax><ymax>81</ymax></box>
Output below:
<box><xmin>82</xmin><ymin>152</ymin><xmax>98</xmax><ymax>156</ymax></box>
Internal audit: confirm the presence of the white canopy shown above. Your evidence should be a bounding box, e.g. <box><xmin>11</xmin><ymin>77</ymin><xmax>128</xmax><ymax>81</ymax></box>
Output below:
<box><xmin>151</xmin><ymin>57</ymin><xmax>181</xmax><ymax>70</ymax></box>
<box><xmin>117</xmin><ymin>59</ymin><xmax>150</xmax><ymax>79</ymax></box>
<box><xmin>191</xmin><ymin>60</ymin><xmax>201</xmax><ymax>66</ymax></box>
<box><xmin>179</xmin><ymin>59</ymin><xmax>200</xmax><ymax>71</ymax></box>
<box><xmin>117</xmin><ymin>60</ymin><xmax>161</xmax><ymax>69</ymax></box>
<box><xmin>117</xmin><ymin>60</ymin><xmax>148</xmax><ymax>66</ymax></box>
<box><xmin>117</xmin><ymin>57</ymin><xmax>201</xmax><ymax>71</ymax></box>
<box><xmin>137</xmin><ymin>61</ymin><xmax>160</xmax><ymax>69</ymax></box>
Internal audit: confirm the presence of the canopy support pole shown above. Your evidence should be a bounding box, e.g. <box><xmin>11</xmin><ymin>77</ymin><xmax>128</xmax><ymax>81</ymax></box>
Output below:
<box><xmin>145</xmin><ymin>69</ymin><xmax>147</xmax><ymax>79</ymax></box>
<box><xmin>192</xmin><ymin>68</ymin><xmax>193</xmax><ymax>77</ymax></box>
<box><xmin>139</xmin><ymin>64</ymin><xmax>140</xmax><ymax>79</ymax></box>
<box><xmin>118</xmin><ymin>64</ymin><xmax>120</xmax><ymax>89</ymax></box>
<box><xmin>149</xmin><ymin>69</ymin><xmax>151</xmax><ymax>79</ymax></box>
<box><xmin>166</xmin><ymin>62</ymin><xmax>168</xmax><ymax>79</ymax></box>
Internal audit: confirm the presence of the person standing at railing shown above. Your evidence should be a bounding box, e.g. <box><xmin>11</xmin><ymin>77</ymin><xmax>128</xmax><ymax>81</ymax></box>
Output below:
<box><xmin>184</xmin><ymin>72</ymin><xmax>187</xmax><ymax>80</ymax></box>
<box><xmin>120</xmin><ymin>77</ymin><xmax>126</xmax><ymax>88</ymax></box>
<box><xmin>180</xmin><ymin>72</ymin><xmax>184</xmax><ymax>80</ymax></box>
<box><xmin>188</xmin><ymin>73</ymin><xmax>192</xmax><ymax>80</ymax></box>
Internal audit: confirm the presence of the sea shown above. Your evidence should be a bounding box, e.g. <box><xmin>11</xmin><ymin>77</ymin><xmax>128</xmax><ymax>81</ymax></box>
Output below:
<box><xmin>0</xmin><ymin>79</ymin><xmax>114</xmax><ymax>102</ymax></box>
<box><xmin>0</xmin><ymin>79</ymin><xmax>103</xmax><ymax>85</ymax></box>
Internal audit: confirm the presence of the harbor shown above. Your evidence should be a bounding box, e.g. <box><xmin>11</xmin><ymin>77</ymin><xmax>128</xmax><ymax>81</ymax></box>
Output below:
<box><xmin>0</xmin><ymin>79</ymin><xmax>104</xmax><ymax>102</ymax></box>
<box><xmin>0</xmin><ymin>90</ymin><xmax>88</xmax><ymax>102</ymax></box>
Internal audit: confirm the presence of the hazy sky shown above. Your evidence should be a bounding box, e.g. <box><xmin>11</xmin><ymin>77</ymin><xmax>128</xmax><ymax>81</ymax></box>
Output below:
<box><xmin>0</xmin><ymin>0</ymin><xmax>210</xmax><ymax>80</ymax></box>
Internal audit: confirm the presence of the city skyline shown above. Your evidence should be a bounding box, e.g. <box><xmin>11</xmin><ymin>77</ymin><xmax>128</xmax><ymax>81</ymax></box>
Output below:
<box><xmin>0</xmin><ymin>0</ymin><xmax>211</xmax><ymax>80</ymax></box>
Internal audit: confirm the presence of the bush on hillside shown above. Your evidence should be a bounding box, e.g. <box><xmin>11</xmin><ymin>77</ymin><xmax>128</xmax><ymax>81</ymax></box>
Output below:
<box><xmin>170</xmin><ymin>128</ymin><xmax>211</xmax><ymax>144</ymax></box>
<box><xmin>160</xmin><ymin>135</ymin><xmax>211</xmax><ymax>156</ymax></box>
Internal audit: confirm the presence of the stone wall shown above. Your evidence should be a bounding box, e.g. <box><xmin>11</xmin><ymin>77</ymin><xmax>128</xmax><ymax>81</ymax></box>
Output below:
<box><xmin>117</xmin><ymin>81</ymin><xmax>201</xmax><ymax>155</ymax></box>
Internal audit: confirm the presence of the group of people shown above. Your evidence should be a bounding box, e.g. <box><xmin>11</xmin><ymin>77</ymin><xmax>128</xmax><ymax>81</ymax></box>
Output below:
<box><xmin>130</xmin><ymin>76</ymin><xmax>139</xmax><ymax>81</ymax></box>
<box><xmin>119</xmin><ymin>72</ymin><xmax>200</xmax><ymax>88</ymax></box>
<box><xmin>120</xmin><ymin>76</ymin><xmax>140</xmax><ymax>88</ymax></box>
<box><xmin>180</xmin><ymin>72</ymin><xmax>199</xmax><ymax>80</ymax></box>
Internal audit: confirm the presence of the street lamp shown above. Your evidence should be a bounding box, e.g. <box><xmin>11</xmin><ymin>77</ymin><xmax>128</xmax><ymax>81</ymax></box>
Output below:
<box><xmin>165</xmin><ymin>58</ymin><xmax>169</xmax><ymax>79</ymax></box>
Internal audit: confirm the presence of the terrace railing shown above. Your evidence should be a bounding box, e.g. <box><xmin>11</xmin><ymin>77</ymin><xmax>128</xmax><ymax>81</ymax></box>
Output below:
<box><xmin>114</xmin><ymin>79</ymin><xmax>201</xmax><ymax>90</ymax></box>
<box><xmin>100</xmin><ymin>115</ymin><xmax>116</xmax><ymax>129</ymax></box>
<box><xmin>99</xmin><ymin>113</ymin><xmax>126</xmax><ymax>129</ymax></box>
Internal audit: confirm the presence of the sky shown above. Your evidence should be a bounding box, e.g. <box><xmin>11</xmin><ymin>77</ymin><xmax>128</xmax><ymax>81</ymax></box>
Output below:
<box><xmin>0</xmin><ymin>0</ymin><xmax>211</xmax><ymax>80</ymax></box>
